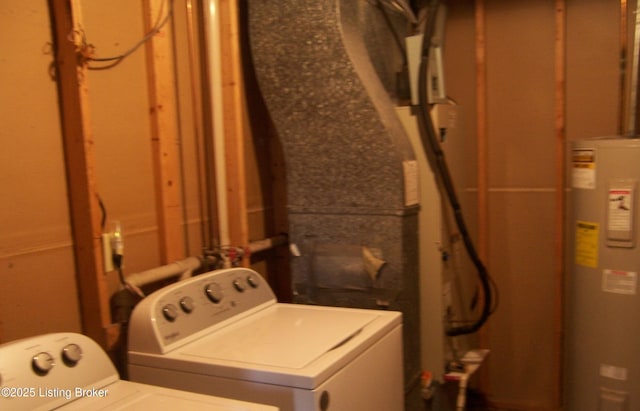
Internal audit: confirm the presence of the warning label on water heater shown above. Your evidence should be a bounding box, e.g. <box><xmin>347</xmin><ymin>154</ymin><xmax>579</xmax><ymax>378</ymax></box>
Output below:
<box><xmin>602</xmin><ymin>269</ymin><xmax>637</xmax><ymax>295</ymax></box>
<box><xmin>571</xmin><ymin>149</ymin><xmax>596</xmax><ymax>189</ymax></box>
<box><xmin>608</xmin><ymin>188</ymin><xmax>633</xmax><ymax>231</ymax></box>
<box><xmin>575</xmin><ymin>220</ymin><xmax>599</xmax><ymax>268</ymax></box>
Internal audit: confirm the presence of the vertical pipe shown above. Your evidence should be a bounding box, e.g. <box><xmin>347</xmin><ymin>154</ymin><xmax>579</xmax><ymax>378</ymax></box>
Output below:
<box><xmin>554</xmin><ymin>0</ymin><xmax>566</xmax><ymax>407</ymax></box>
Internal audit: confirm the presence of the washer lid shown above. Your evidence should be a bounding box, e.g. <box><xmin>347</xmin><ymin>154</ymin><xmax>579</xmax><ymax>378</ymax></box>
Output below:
<box><xmin>61</xmin><ymin>380</ymin><xmax>277</xmax><ymax>411</ymax></box>
<box><xmin>182</xmin><ymin>304</ymin><xmax>378</xmax><ymax>369</ymax></box>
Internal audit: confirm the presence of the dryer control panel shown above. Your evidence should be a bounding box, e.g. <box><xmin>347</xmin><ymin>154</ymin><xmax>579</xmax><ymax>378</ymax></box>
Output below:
<box><xmin>128</xmin><ymin>268</ymin><xmax>277</xmax><ymax>354</ymax></box>
<box><xmin>0</xmin><ymin>333</ymin><xmax>118</xmax><ymax>411</ymax></box>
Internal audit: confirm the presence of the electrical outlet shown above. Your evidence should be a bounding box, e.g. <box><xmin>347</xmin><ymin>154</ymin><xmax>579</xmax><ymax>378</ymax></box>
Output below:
<box><xmin>102</xmin><ymin>233</ymin><xmax>114</xmax><ymax>272</ymax></box>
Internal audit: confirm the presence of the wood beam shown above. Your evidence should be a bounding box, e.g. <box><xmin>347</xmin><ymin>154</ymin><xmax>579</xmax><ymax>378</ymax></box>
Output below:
<box><xmin>474</xmin><ymin>0</ymin><xmax>491</xmax><ymax>396</ymax></box>
<box><xmin>619</xmin><ymin>0</ymin><xmax>628</xmax><ymax>135</ymax></box>
<box><xmin>143</xmin><ymin>0</ymin><xmax>186</xmax><ymax>263</ymax></box>
<box><xmin>48</xmin><ymin>0</ymin><xmax>114</xmax><ymax>349</ymax></box>
<box><xmin>219</xmin><ymin>0</ymin><xmax>249</xmax><ymax>259</ymax></box>
<box><xmin>475</xmin><ymin>0</ymin><xmax>488</xmax><ymax>264</ymax></box>
<box><xmin>554</xmin><ymin>1</ymin><xmax>566</xmax><ymax>407</ymax></box>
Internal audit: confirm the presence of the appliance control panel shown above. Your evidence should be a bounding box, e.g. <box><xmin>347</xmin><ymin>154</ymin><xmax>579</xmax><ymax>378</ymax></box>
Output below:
<box><xmin>0</xmin><ymin>333</ymin><xmax>118</xmax><ymax>410</ymax></box>
<box><xmin>128</xmin><ymin>267</ymin><xmax>277</xmax><ymax>354</ymax></box>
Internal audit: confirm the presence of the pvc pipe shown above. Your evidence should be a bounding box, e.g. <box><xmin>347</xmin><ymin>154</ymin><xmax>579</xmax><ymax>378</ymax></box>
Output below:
<box><xmin>126</xmin><ymin>234</ymin><xmax>287</xmax><ymax>288</ymax></box>
<box><xmin>247</xmin><ymin>234</ymin><xmax>288</xmax><ymax>254</ymax></box>
<box><xmin>127</xmin><ymin>256</ymin><xmax>202</xmax><ymax>288</ymax></box>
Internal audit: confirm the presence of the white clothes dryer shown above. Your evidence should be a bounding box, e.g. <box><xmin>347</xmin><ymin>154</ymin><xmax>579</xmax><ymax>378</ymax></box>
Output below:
<box><xmin>127</xmin><ymin>267</ymin><xmax>404</xmax><ymax>411</ymax></box>
<box><xmin>0</xmin><ymin>332</ymin><xmax>277</xmax><ymax>411</ymax></box>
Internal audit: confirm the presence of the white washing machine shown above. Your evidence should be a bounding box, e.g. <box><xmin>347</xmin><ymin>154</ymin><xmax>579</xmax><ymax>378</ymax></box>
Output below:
<box><xmin>0</xmin><ymin>332</ymin><xmax>277</xmax><ymax>411</ymax></box>
<box><xmin>127</xmin><ymin>267</ymin><xmax>404</xmax><ymax>411</ymax></box>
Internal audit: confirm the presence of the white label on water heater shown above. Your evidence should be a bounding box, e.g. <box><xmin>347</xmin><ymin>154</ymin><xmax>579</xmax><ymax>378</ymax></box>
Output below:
<box><xmin>602</xmin><ymin>269</ymin><xmax>637</xmax><ymax>295</ymax></box>
<box><xmin>600</xmin><ymin>364</ymin><xmax>628</xmax><ymax>381</ymax></box>
<box><xmin>571</xmin><ymin>149</ymin><xmax>596</xmax><ymax>189</ymax></box>
<box><xmin>607</xmin><ymin>181</ymin><xmax>636</xmax><ymax>247</ymax></box>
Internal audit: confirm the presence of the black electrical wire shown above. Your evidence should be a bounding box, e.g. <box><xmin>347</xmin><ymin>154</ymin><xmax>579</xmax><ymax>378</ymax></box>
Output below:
<box><xmin>415</xmin><ymin>0</ymin><xmax>495</xmax><ymax>336</ymax></box>
<box><xmin>98</xmin><ymin>195</ymin><xmax>107</xmax><ymax>230</ymax></box>
<box><xmin>83</xmin><ymin>0</ymin><xmax>174</xmax><ymax>70</ymax></box>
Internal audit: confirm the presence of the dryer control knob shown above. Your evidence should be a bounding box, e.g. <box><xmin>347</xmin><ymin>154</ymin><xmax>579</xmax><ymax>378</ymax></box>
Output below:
<box><xmin>205</xmin><ymin>283</ymin><xmax>223</xmax><ymax>303</ymax></box>
<box><xmin>162</xmin><ymin>304</ymin><xmax>179</xmax><ymax>322</ymax></box>
<box><xmin>233</xmin><ymin>278</ymin><xmax>246</xmax><ymax>292</ymax></box>
<box><xmin>180</xmin><ymin>296</ymin><xmax>195</xmax><ymax>313</ymax></box>
<box><xmin>247</xmin><ymin>274</ymin><xmax>260</xmax><ymax>288</ymax></box>
<box><xmin>62</xmin><ymin>343</ymin><xmax>82</xmax><ymax>366</ymax></box>
<box><xmin>32</xmin><ymin>352</ymin><xmax>55</xmax><ymax>375</ymax></box>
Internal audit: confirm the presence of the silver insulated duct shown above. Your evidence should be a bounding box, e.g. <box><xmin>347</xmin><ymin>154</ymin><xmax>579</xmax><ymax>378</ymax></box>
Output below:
<box><xmin>248</xmin><ymin>1</ymin><xmax>422</xmax><ymax>408</ymax></box>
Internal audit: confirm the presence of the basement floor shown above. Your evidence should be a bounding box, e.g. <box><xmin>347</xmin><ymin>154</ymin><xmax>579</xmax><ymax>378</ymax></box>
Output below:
<box><xmin>422</xmin><ymin>386</ymin><xmax>516</xmax><ymax>411</ymax></box>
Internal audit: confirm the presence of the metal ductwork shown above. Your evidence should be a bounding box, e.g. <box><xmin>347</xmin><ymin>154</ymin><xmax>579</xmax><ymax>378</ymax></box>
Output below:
<box><xmin>248</xmin><ymin>1</ymin><xmax>422</xmax><ymax>407</ymax></box>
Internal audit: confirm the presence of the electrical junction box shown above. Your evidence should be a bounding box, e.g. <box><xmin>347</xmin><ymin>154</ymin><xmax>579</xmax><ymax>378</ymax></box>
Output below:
<box><xmin>430</xmin><ymin>103</ymin><xmax>458</xmax><ymax>142</ymax></box>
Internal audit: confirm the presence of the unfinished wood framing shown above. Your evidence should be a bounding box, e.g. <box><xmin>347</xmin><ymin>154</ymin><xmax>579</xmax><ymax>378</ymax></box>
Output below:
<box><xmin>48</xmin><ymin>0</ymin><xmax>114</xmax><ymax>349</ymax></box>
<box><xmin>554</xmin><ymin>1</ymin><xmax>566</xmax><ymax>407</ymax></box>
<box><xmin>619</xmin><ymin>0</ymin><xmax>628</xmax><ymax>134</ymax></box>
<box><xmin>218</xmin><ymin>0</ymin><xmax>250</xmax><ymax>256</ymax></box>
<box><xmin>143</xmin><ymin>0</ymin><xmax>186</xmax><ymax>263</ymax></box>
<box><xmin>474</xmin><ymin>0</ymin><xmax>491</xmax><ymax>392</ymax></box>
<box><xmin>475</xmin><ymin>0</ymin><xmax>488</xmax><ymax>264</ymax></box>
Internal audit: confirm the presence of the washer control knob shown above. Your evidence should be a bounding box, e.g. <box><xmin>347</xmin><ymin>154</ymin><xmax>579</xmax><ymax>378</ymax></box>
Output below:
<box><xmin>32</xmin><ymin>352</ymin><xmax>55</xmax><ymax>375</ymax></box>
<box><xmin>180</xmin><ymin>296</ymin><xmax>194</xmax><ymax>313</ymax></box>
<box><xmin>247</xmin><ymin>274</ymin><xmax>260</xmax><ymax>288</ymax></box>
<box><xmin>205</xmin><ymin>283</ymin><xmax>223</xmax><ymax>303</ymax></box>
<box><xmin>62</xmin><ymin>343</ymin><xmax>82</xmax><ymax>367</ymax></box>
<box><xmin>162</xmin><ymin>304</ymin><xmax>179</xmax><ymax>322</ymax></box>
<box><xmin>233</xmin><ymin>278</ymin><xmax>246</xmax><ymax>292</ymax></box>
